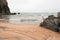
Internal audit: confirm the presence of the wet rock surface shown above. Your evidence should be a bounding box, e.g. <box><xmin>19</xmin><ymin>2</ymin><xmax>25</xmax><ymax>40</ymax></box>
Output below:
<box><xmin>40</xmin><ymin>13</ymin><xmax>60</xmax><ymax>33</ymax></box>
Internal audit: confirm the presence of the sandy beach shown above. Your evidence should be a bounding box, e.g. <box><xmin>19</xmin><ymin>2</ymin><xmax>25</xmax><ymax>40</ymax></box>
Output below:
<box><xmin>0</xmin><ymin>0</ymin><xmax>60</xmax><ymax>40</ymax></box>
<box><xmin>0</xmin><ymin>22</ymin><xmax>60</xmax><ymax>40</ymax></box>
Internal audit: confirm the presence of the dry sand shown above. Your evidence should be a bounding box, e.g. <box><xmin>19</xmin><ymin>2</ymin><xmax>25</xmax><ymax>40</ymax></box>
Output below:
<box><xmin>0</xmin><ymin>22</ymin><xmax>60</xmax><ymax>40</ymax></box>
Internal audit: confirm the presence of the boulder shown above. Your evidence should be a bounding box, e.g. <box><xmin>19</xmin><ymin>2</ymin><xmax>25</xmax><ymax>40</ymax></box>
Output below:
<box><xmin>57</xmin><ymin>12</ymin><xmax>60</xmax><ymax>24</ymax></box>
<box><xmin>40</xmin><ymin>15</ymin><xmax>59</xmax><ymax>32</ymax></box>
<box><xmin>58</xmin><ymin>12</ymin><xmax>60</xmax><ymax>18</ymax></box>
<box><xmin>57</xmin><ymin>12</ymin><xmax>60</xmax><ymax>32</ymax></box>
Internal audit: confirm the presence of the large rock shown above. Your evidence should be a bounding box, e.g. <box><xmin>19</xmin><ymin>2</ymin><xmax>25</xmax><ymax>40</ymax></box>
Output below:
<box><xmin>57</xmin><ymin>12</ymin><xmax>60</xmax><ymax>23</ymax></box>
<box><xmin>57</xmin><ymin>12</ymin><xmax>60</xmax><ymax>32</ymax></box>
<box><xmin>0</xmin><ymin>0</ymin><xmax>10</xmax><ymax>15</ymax></box>
<box><xmin>58</xmin><ymin>12</ymin><xmax>60</xmax><ymax>18</ymax></box>
<box><xmin>40</xmin><ymin>15</ymin><xmax>60</xmax><ymax>32</ymax></box>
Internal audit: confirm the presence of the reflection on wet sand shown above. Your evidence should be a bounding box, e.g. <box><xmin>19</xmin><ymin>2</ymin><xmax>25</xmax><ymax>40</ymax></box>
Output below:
<box><xmin>0</xmin><ymin>15</ymin><xmax>10</xmax><ymax>22</ymax></box>
<box><xmin>0</xmin><ymin>15</ymin><xmax>41</xmax><ymax>25</ymax></box>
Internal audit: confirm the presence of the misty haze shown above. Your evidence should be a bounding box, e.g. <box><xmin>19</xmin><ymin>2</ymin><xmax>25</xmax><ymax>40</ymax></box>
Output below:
<box><xmin>7</xmin><ymin>0</ymin><xmax>60</xmax><ymax>13</ymax></box>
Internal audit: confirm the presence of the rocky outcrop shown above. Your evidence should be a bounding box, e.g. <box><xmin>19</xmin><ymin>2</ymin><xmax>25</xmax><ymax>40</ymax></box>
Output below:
<box><xmin>10</xmin><ymin>13</ymin><xmax>16</xmax><ymax>15</ymax></box>
<box><xmin>0</xmin><ymin>0</ymin><xmax>10</xmax><ymax>15</ymax></box>
<box><xmin>58</xmin><ymin>12</ymin><xmax>60</xmax><ymax>24</ymax></box>
<box><xmin>40</xmin><ymin>13</ymin><xmax>60</xmax><ymax>33</ymax></box>
<box><xmin>58</xmin><ymin>12</ymin><xmax>60</xmax><ymax>32</ymax></box>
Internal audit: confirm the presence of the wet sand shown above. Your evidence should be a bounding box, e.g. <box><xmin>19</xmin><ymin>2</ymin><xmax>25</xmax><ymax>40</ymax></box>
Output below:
<box><xmin>0</xmin><ymin>22</ymin><xmax>60</xmax><ymax>40</ymax></box>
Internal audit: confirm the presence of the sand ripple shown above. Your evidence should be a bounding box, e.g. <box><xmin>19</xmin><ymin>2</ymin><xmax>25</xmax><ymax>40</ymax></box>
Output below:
<box><xmin>0</xmin><ymin>22</ymin><xmax>60</xmax><ymax>40</ymax></box>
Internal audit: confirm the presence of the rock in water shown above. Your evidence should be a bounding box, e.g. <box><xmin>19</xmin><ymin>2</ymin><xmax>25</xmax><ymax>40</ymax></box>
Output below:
<box><xmin>40</xmin><ymin>15</ymin><xmax>59</xmax><ymax>32</ymax></box>
<box><xmin>0</xmin><ymin>0</ymin><xmax>10</xmax><ymax>15</ymax></box>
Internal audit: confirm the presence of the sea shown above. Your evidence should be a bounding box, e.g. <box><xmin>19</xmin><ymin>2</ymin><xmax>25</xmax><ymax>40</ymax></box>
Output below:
<box><xmin>0</xmin><ymin>13</ymin><xmax>57</xmax><ymax>25</ymax></box>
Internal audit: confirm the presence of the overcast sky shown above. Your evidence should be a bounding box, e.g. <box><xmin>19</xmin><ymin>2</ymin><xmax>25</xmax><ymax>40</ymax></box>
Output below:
<box><xmin>7</xmin><ymin>0</ymin><xmax>60</xmax><ymax>13</ymax></box>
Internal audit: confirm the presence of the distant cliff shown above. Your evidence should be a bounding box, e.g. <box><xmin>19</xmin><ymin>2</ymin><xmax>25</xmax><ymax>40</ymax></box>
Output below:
<box><xmin>0</xmin><ymin>0</ymin><xmax>10</xmax><ymax>15</ymax></box>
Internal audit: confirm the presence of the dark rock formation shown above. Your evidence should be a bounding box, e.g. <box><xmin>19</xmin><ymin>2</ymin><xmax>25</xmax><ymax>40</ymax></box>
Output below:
<box><xmin>0</xmin><ymin>0</ymin><xmax>10</xmax><ymax>15</ymax></box>
<box><xmin>58</xmin><ymin>12</ymin><xmax>60</xmax><ymax>32</ymax></box>
<box><xmin>18</xmin><ymin>13</ymin><xmax>20</xmax><ymax>14</ymax></box>
<box><xmin>40</xmin><ymin>14</ymin><xmax>60</xmax><ymax>33</ymax></box>
<box><xmin>58</xmin><ymin>12</ymin><xmax>60</xmax><ymax>18</ymax></box>
<box><xmin>10</xmin><ymin>13</ymin><xmax>16</xmax><ymax>15</ymax></box>
<box><xmin>58</xmin><ymin>12</ymin><xmax>60</xmax><ymax>24</ymax></box>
